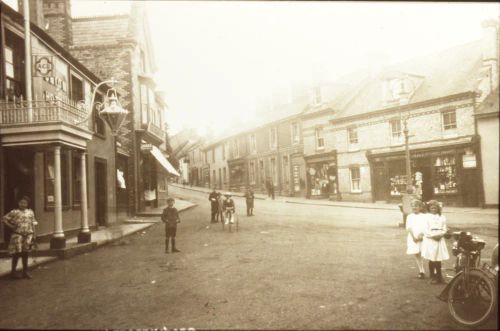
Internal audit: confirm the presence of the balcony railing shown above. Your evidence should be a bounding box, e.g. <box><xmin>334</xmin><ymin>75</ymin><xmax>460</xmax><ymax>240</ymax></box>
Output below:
<box><xmin>0</xmin><ymin>96</ymin><xmax>89</xmax><ymax>128</ymax></box>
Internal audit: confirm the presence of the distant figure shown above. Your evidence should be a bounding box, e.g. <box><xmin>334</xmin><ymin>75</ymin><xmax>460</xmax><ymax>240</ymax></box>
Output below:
<box><xmin>245</xmin><ymin>188</ymin><xmax>255</xmax><ymax>216</ymax></box>
<box><xmin>223</xmin><ymin>192</ymin><xmax>236</xmax><ymax>225</ymax></box>
<box><xmin>2</xmin><ymin>196</ymin><xmax>37</xmax><ymax>279</ymax></box>
<box><xmin>269</xmin><ymin>179</ymin><xmax>275</xmax><ymax>200</ymax></box>
<box><xmin>161</xmin><ymin>198</ymin><xmax>181</xmax><ymax>253</ymax></box>
<box><xmin>209</xmin><ymin>188</ymin><xmax>218</xmax><ymax>223</ymax></box>
<box><xmin>216</xmin><ymin>192</ymin><xmax>224</xmax><ymax>223</ymax></box>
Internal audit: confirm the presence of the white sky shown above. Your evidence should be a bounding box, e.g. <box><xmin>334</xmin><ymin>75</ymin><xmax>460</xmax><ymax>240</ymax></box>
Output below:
<box><xmin>4</xmin><ymin>0</ymin><xmax>499</xmax><ymax>136</ymax></box>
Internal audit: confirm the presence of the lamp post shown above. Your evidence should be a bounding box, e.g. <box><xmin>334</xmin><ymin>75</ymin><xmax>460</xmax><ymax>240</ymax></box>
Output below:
<box><xmin>403</xmin><ymin>116</ymin><xmax>412</xmax><ymax>192</ymax></box>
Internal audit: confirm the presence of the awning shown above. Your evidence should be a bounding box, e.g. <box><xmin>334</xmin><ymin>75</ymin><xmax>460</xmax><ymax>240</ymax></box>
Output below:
<box><xmin>150</xmin><ymin>145</ymin><xmax>180</xmax><ymax>176</ymax></box>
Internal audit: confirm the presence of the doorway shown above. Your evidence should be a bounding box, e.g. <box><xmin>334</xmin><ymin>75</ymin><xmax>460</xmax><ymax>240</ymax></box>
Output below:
<box><xmin>415</xmin><ymin>166</ymin><xmax>433</xmax><ymax>202</ymax></box>
<box><xmin>373</xmin><ymin>164</ymin><xmax>388</xmax><ymax>201</ymax></box>
<box><xmin>3</xmin><ymin>148</ymin><xmax>34</xmax><ymax>244</ymax></box>
<box><xmin>462</xmin><ymin>169</ymin><xmax>478</xmax><ymax>207</ymax></box>
<box><xmin>95</xmin><ymin>158</ymin><xmax>107</xmax><ymax>226</ymax></box>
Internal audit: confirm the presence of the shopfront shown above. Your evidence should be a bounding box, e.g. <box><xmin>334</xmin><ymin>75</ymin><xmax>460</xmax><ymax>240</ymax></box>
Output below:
<box><xmin>228</xmin><ymin>158</ymin><xmax>247</xmax><ymax>192</ymax></box>
<box><xmin>305</xmin><ymin>151</ymin><xmax>340</xmax><ymax>200</ymax></box>
<box><xmin>368</xmin><ymin>141</ymin><xmax>481</xmax><ymax>207</ymax></box>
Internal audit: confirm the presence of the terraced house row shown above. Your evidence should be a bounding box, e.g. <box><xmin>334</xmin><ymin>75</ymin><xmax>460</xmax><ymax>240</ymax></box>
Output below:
<box><xmin>0</xmin><ymin>0</ymin><xmax>178</xmax><ymax>250</ymax></box>
<box><xmin>179</xmin><ymin>19</ymin><xmax>499</xmax><ymax>208</ymax></box>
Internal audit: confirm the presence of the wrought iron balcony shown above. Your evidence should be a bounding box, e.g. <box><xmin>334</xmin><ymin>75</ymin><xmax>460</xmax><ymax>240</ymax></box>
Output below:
<box><xmin>0</xmin><ymin>96</ymin><xmax>89</xmax><ymax>127</ymax></box>
<box><xmin>0</xmin><ymin>96</ymin><xmax>92</xmax><ymax>148</ymax></box>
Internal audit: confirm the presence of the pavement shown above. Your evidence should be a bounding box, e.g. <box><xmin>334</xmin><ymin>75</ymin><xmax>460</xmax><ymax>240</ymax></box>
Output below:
<box><xmin>0</xmin><ymin>199</ymin><xmax>197</xmax><ymax>278</ymax></box>
<box><xmin>172</xmin><ymin>183</ymin><xmax>498</xmax><ymax>215</ymax></box>
<box><xmin>0</xmin><ymin>185</ymin><xmax>496</xmax><ymax>330</ymax></box>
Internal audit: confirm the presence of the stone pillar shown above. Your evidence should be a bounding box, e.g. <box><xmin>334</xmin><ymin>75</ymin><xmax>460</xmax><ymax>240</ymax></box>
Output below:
<box><xmin>78</xmin><ymin>152</ymin><xmax>91</xmax><ymax>243</ymax></box>
<box><xmin>50</xmin><ymin>145</ymin><xmax>65</xmax><ymax>249</ymax></box>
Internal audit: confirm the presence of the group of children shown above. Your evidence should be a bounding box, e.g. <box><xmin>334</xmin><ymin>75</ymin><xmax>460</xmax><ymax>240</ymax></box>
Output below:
<box><xmin>406</xmin><ymin>199</ymin><xmax>450</xmax><ymax>284</ymax></box>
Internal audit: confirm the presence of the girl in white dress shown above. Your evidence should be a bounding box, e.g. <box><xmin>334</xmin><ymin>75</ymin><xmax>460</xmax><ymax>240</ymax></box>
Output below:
<box><xmin>422</xmin><ymin>200</ymin><xmax>449</xmax><ymax>284</ymax></box>
<box><xmin>406</xmin><ymin>200</ymin><xmax>427</xmax><ymax>279</ymax></box>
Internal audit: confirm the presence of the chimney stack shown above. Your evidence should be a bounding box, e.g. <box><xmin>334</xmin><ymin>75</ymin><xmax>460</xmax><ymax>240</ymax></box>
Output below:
<box><xmin>40</xmin><ymin>0</ymin><xmax>73</xmax><ymax>49</ymax></box>
<box><xmin>17</xmin><ymin>0</ymin><xmax>45</xmax><ymax>28</ymax></box>
<box><xmin>481</xmin><ymin>19</ymin><xmax>500</xmax><ymax>94</ymax></box>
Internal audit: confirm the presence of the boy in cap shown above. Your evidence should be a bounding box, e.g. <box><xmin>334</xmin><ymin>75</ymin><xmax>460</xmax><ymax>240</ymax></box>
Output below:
<box><xmin>161</xmin><ymin>198</ymin><xmax>181</xmax><ymax>253</ymax></box>
<box><xmin>223</xmin><ymin>192</ymin><xmax>236</xmax><ymax>224</ymax></box>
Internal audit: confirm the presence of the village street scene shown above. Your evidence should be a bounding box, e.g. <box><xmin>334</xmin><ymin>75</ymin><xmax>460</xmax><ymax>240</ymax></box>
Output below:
<box><xmin>0</xmin><ymin>1</ymin><xmax>498</xmax><ymax>330</ymax></box>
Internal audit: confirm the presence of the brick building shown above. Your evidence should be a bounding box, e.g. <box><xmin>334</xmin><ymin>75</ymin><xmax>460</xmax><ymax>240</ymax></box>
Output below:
<box><xmin>32</xmin><ymin>0</ymin><xmax>176</xmax><ymax>215</ymax></box>
<box><xmin>0</xmin><ymin>1</ymin><xmax>118</xmax><ymax>248</ymax></box>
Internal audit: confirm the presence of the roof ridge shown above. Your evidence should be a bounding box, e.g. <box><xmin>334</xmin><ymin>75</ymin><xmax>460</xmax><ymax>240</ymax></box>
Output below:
<box><xmin>72</xmin><ymin>14</ymin><xmax>130</xmax><ymax>21</ymax></box>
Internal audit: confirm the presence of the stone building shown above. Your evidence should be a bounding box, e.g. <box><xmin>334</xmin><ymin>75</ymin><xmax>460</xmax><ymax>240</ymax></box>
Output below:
<box><xmin>0</xmin><ymin>1</ymin><xmax>118</xmax><ymax>248</ymax></box>
<box><xmin>301</xmin><ymin>21</ymin><xmax>498</xmax><ymax>207</ymax></box>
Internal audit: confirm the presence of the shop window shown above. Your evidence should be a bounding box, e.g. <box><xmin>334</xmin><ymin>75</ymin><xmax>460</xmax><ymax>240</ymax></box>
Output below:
<box><xmin>291</xmin><ymin>122</ymin><xmax>300</xmax><ymax>144</ymax></box>
<box><xmin>308</xmin><ymin>163</ymin><xmax>337</xmax><ymax>197</ymax></box>
<box><xmin>269</xmin><ymin>127</ymin><xmax>277</xmax><ymax>150</ymax></box>
<box><xmin>389</xmin><ymin>160</ymin><xmax>408</xmax><ymax>196</ymax></box>
<box><xmin>249</xmin><ymin>134</ymin><xmax>257</xmax><ymax>154</ymax></box>
<box><xmin>315</xmin><ymin>127</ymin><xmax>325</xmax><ymax>149</ymax></box>
<box><xmin>350</xmin><ymin>167</ymin><xmax>361</xmax><ymax>192</ymax></box>
<box><xmin>282</xmin><ymin>156</ymin><xmax>289</xmax><ymax>185</ymax></box>
<box><xmin>348</xmin><ymin>127</ymin><xmax>358</xmax><ymax>145</ymax></box>
<box><xmin>270</xmin><ymin>158</ymin><xmax>277</xmax><ymax>184</ymax></box>
<box><xmin>72</xmin><ymin>154</ymin><xmax>90</xmax><ymax>206</ymax></box>
<box><xmin>442</xmin><ymin>110</ymin><xmax>457</xmax><ymax>130</ymax></box>
<box><xmin>433</xmin><ymin>156</ymin><xmax>457</xmax><ymax>194</ymax></box>
<box><xmin>44</xmin><ymin>151</ymin><xmax>69</xmax><ymax>209</ymax></box>
<box><xmin>249</xmin><ymin>162</ymin><xmax>255</xmax><ymax>183</ymax></box>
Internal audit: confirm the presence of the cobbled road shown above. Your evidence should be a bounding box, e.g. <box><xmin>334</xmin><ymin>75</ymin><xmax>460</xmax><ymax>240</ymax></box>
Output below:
<box><xmin>0</xmin><ymin>185</ymin><xmax>497</xmax><ymax>330</ymax></box>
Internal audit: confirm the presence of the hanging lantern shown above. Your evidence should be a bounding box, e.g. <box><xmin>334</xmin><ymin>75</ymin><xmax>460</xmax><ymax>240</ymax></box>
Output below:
<box><xmin>99</xmin><ymin>87</ymin><xmax>128</xmax><ymax>135</ymax></box>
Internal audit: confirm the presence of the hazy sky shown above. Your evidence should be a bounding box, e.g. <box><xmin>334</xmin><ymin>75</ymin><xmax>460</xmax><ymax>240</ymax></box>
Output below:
<box><xmin>6</xmin><ymin>0</ymin><xmax>498</xmax><ymax>135</ymax></box>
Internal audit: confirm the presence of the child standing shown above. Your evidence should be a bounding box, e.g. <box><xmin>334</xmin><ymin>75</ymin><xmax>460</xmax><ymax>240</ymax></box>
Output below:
<box><xmin>161</xmin><ymin>198</ymin><xmax>181</xmax><ymax>253</ymax></box>
<box><xmin>216</xmin><ymin>193</ymin><xmax>224</xmax><ymax>223</ymax></box>
<box><xmin>406</xmin><ymin>199</ymin><xmax>427</xmax><ymax>279</ymax></box>
<box><xmin>2</xmin><ymin>196</ymin><xmax>37</xmax><ymax>279</ymax></box>
<box><xmin>422</xmin><ymin>200</ymin><xmax>449</xmax><ymax>284</ymax></box>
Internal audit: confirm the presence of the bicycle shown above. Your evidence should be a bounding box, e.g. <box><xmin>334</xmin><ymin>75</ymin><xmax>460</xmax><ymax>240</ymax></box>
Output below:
<box><xmin>438</xmin><ymin>231</ymin><xmax>497</xmax><ymax>327</ymax></box>
<box><xmin>222</xmin><ymin>207</ymin><xmax>239</xmax><ymax>232</ymax></box>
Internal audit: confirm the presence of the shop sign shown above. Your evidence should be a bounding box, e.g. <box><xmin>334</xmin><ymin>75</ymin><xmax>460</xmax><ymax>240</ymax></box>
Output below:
<box><xmin>462</xmin><ymin>154</ymin><xmax>476</xmax><ymax>168</ymax></box>
<box><xmin>33</xmin><ymin>55</ymin><xmax>54</xmax><ymax>78</ymax></box>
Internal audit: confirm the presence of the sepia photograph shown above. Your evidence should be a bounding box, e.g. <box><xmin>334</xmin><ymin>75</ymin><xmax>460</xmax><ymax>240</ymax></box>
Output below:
<box><xmin>0</xmin><ymin>0</ymin><xmax>498</xmax><ymax>330</ymax></box>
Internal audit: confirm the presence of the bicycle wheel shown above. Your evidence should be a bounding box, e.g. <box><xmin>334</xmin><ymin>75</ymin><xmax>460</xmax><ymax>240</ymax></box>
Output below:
<box><xmin>448</xmin><ymin>269</ymin><xmax>497</xmax><ymax>327</ymax></box>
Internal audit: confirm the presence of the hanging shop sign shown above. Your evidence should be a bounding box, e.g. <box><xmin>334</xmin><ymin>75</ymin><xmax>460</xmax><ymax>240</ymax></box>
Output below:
<box><xmin>462</xmin><ymin>154</ymin><xmax>477</xmax><ymax>168</ymax></box>
<box><xmin>33</xmin><ymin>55</ymin><xmax>55</xmax><ymax>78</ymax></box>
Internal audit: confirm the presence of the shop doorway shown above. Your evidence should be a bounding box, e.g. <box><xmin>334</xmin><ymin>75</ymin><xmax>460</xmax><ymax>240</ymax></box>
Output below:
<box><xmin>95</xmin><ymin>158</ymin><xmax>107</xmax><ymax>226</ymax></box>
<box><xmin>373</xmin><ymin>165</ymin><xmax>388</xmax><ymax>201</ymax></box>
<box><xmin>462</xmin><ymin>169</ymin><xmax>478</xmax><ymax>207</ymax></box>
<box><xmin>3</xmin><ymin>148</ymin><xmax>34</xmax><ymax>244</ymax></box>
<box><xmin>415</xmin><ymin>166</ymin><xmax>433</xmax><ymax>202</ymax></box>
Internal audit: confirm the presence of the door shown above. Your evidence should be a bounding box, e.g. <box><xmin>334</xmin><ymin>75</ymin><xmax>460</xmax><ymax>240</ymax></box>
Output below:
<box><xmin>95</xmin><ymin>159</ymin><xmax>107</xmax><ymax>226</ymax></box>
<box><xmin>416</xmin><ymin>166</ymin><xmax>433</xmax><ymax>202</ymax></box>
<box><xmin>373</xmin><ymin>165</ymin><xmax>388</xmax><ymax>201</ymax></box>
<box><xmin>462</xmin><ymin>169</ymin><xmax>478</xmax><ymax>207</ymax></box>
<box><xmin>3</xmin><ymin>149</ymin><xmax>34</xmax><ymax>244</ymax></box>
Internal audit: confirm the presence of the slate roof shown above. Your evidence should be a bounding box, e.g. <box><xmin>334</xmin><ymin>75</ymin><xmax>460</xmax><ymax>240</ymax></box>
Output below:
<box><xmin>72</xmin><ymin>15</ymin><xmax>132</xmax><ymax>47</ymax></box>
<box><xmin>476</xmin><ymin>87</ymin><xmax>499</xmax><ymax>116</ymax></box>
<box><xmin>331</xmin><ymin>40</ymin><xmax>483</xmax><ymax>121</ymax></box>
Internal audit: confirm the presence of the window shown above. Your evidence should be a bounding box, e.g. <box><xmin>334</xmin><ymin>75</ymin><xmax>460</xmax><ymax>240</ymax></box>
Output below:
<box><xmin>315</xmin><ymin>127</ymin><xmax>325</xmax><ymax>149</ymax></box>
<box><xmin>259</xmin><ymin>160</ymin><xmax>265</xmax><ymax>183</ymax></box>
<box><xmin>348</xmin><ymin>127</ymin><xmax>358</xmax><ymax>144</ymax></box>
<box><xmin>70</xmin><ymin>75</ymin><xmax>84</xmax><ymax>103</ymax></box>
<box><xmin>390</xmin><ymin>119</ymin><xmax>402</xmax><ymax>139</ymax></box>
<box><xmin>433</xmin><ymin>156</ymin><xmax>457</xmax><ymax>194</ymax></box>
<box><xmin>314</xmin><ymin>86</ymin><xmax>322</xmax><ymax>104</ymax></box>
<box><xmin>269</xmin><ymin>127</ymin><xmax>277</xmax><ymax>149</ymax></box>
<box><xmin>93</xmin><ymin>92</ymin><xmax>106</xmax><ymax>135</ymax></box>
<box><xmin>249</xmin><ymin>134</ymin><xmax>257</xmax><ymax>153</ymax></box>
<box><xmin>291</xmin><ymin>122</ymin><xmax>300</xmax><ymax>144</ymax></box>
<box><xmin>249</xmin><ymin>161</ymin><xmax>255</xmax><ymax>183</ymax></box>
<box><xmin>442</xmin><ymin>110</ymin><xmax>457</xmax><ymax>130</ymax></box>
<box><xmin>5</xmin><ymin>47</ymin><xmax>14</xmax><ymax>79</ymax></box>
<box><xmin>232</xmin><ymin>139</ymin><xmax>239</xmax><ymax>158</ymax></box>
<box><xmin>350</xmin><ymin>167</ymin><xmax>361</xmax><ymax>192</ymax></box>
<box><xmin>45</xmin><ymin>151</ymin><xmax>69</xmax><ymax>208</ymax></box>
